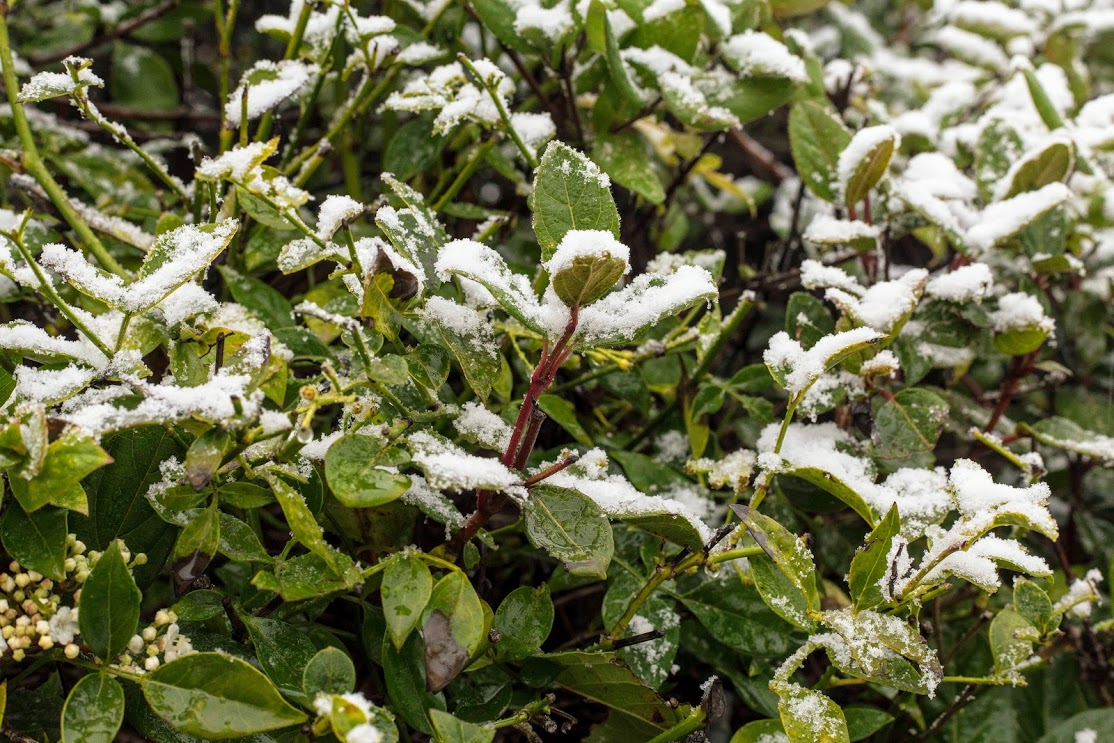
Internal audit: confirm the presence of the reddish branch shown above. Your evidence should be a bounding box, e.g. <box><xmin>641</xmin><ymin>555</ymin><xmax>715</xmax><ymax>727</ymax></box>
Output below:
<box><xmin>448</xmin><ymin>306</ymin><xmax>580</xmax><ymax>556</ymax></box>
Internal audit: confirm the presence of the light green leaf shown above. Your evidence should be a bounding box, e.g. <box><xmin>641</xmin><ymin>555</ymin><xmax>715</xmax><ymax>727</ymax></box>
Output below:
<box><xmin>871</xmin><ymin>389</ymin><xmax>948</xmax><ymax>463</ymax></box>
<box><xmin>847</xmin><ymin>503</ymin><xmax>899</xmax><ymax>610</ymax></box>
<box><xmin>1001</xmin><ymin>139</ymin><xmax>1074</xmax><ymax>199</ymax></box>
<box><xmin>9</xmin><ymin>432</ymin><xmax>111</xmax><ymax>513</ymax></box>
<box><xmin>989</xmin><ymin>608</ymin><xmax>1039</xmax><ymax>678</ymax></box>
<box><xmin>733</xmin><ymin>505</ymin><xmax>820</xmax><ymax>626</ymax></box>
<box><xmin>1020</xmin><ymin>417</ymin><xmax>1114</xmax><ymax>465</ymax></box>
<box><xmin>141</xmin><ymin>652</ymin><xmax>308</xmax><ymax>738</ymax></box>
<box><xmin>777</xmin><ymin>686</ymin><xmax>849</xmax><ymax>743</ymax></box>
<box><xmin>789</xmin><ymin>102</ymin><xmax>851</xmax><ymax>202</ymax></box>
<box><xmin>382</xmin><ymin>553</ymin><xmax>433</xmax><ymax>650</ymax></box>
<box><xmin>61</xmin><ymin>673</ymin><xmax>124</xmax><ymax>743</ymax></box>
<box><xmin>536</xmin><ymin>394</ymin><xmax>593</xmax><ymax>446</ymax></box>
<box><xmin>524</xmin><ymin>485</ymin><xmax>614</xmax><ymax>579</ymax></box>
<box><xmin>429</xmin><ymin>709</ymin><xmax>495</xmax><ymax>743</ymax></box>
<box><xmin>303</xmin><ymin>647</ymin><xmax>357</xmax><ymax>697</ymax></box>
<box><xmin>325</xmin><ymin>435</ymin><xmax>412</xmax><ymax>508</ymax></box>
<box><xmin>260</xmin><ymin>471</ymin><xmax>352</xmax><ymax>575</ymax></box>
<box><xmin>532</xmin><ymin>142</ymin><xmax>621</xmax><ymax>261</ymax></box>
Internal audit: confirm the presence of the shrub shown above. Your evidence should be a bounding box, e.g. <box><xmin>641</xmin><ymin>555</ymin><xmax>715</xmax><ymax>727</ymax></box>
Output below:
<box><xmin>0</xmin><ymin>0</ymin><xmax>1112</xmax><ymax>741</ymax></box>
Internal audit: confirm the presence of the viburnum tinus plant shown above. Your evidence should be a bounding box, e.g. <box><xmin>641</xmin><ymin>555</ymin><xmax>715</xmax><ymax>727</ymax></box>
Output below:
<box><xmin>0</xmin><ymin>0</ymin><xmax>1112</xmax><ymax>740</ymax></box>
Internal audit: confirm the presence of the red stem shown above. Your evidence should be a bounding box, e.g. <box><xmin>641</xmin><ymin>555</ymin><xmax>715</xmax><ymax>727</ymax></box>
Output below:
<box><xmin>448</xmin><ymin>305</ymin><xmax>579</xmax><ymax>557</ymax></box>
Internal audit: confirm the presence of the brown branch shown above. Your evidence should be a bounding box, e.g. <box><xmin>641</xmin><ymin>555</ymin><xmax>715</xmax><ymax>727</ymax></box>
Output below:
<box><xmin>29</xmin><ymin>0</ymin><xmax>181</xmax><ymax>66</ymax></box>
<box><xmin>728</xmin><ymin>127</ymin><xmax>793</xmax><ymax>183</ymax></box>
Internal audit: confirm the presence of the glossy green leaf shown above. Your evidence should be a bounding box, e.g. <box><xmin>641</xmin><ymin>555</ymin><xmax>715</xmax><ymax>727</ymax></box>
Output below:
<box><xmin>990</xmin><ymin>608</ymin><xmax>1039</xmax><ymax>678</ymax></box>
<box><xmin>733</xmin><ymin>505</ymin><xmax>821</xmax><ymax>624</ymax></box>
<box><xmin>423</xmin><ymin>572</ymin><xmax>486</xmax><ymax>691</ymax></box>
<box><xmin>260</xmin><ymin>471</ymin><xmax>351</xmax><ymax>575</ymax></box>
<box><xmin>10</xmin><ymin>432</ymin><xmax>111</xmax><ymax>513</ymax></box>
<box><xmin>61</xmin><ymin>673</ymin><xmax>124</xmax><ymax>743</ymax></box>
<box><xmin>216</xmin><ymin>513</ymin><xmax>270</xmax><ymax>562</ymax></box>
<box><xmin>523</xmin><ymin>651</ymin><xmax>681</xmax><ymax>731</ymax></box>
<box><xmin>592</xmin><ymin>132</ymin><xmax>665</xmax><ymax>204</ymax></box>
<box><xmin>382</xmin><ymin>553</ymin><xmax>434</xmax><ymax>650</ymax></box>
<box><xmin>871</xmin><ymin>388</ymin><xmax>948</xmax><ymax>462</ymax></box>
<box><xmin>789</xmin><ymin>101</ymin><xmax>851</xmax><ymax>202</ymax></box>
<box><xmin>524</xmin><ymin>485</ymin><xmax>614</xmax><ymax>579</ymax></box>
<box><xmin>303</xmin><ymin>647</ymin><xmax>357</xmax><ymax>697</ymax></box>
<box><xmin>847</xmin><ymin>503</ymin><xmax>900</xmax><ymax>610</ymax></box>
<box><xmin>532</xmin><ymin>142</ymin><xmax>621</xmax><ymax>261</ymax></box>
<box><xmin>325</xmin><ymin>435</ymin><xmax>412</xmax><ymax>508</ymax></box>
<box><xmin>0</xmin><ymin>503</ymin><xmax>67</xmax><ymax>581</ymax></box>
<box><xmin>251</xmin><ymin>552</ymin><xmax>359</xmax><ymax>601</ymax></box>
<box><xmin>141</xmin><ymin>652</ymin><xmax>307</xmax><ymax>738</ymax></box>
<box><xmin>536</xmin><ymin>394</ymin><xmax>593</xmax><ymax>446</ymax></box>
<box><xmin>78</xmin><ymin>541</ymin><xmax>141</xmax><ymax>660</ymax></box>
<box><xmin>777</xmin><ymin>685</ymin><xmax>849</xmax><ymax>743</ymax></box>
<box><xmin>786</xmin><ymin>291</ymin><xmax>835</xmax><ymax>349</ymax></box>
<box><xmin>679</xmin><ymin>579</ymin><xmax>796</xmax><ymax>657</ymax></box>
<box><xmin>242</xmin><ymin>615</ymin><xmax>318</xmax><ymax>703</ymax></box>
<box><xmin>429</xmin><ymin>709</ymin><xmax>495</xmax><ymax>743</ymax></box>
<box><xmin>493</xmin><ymin>584</ymin><xmax>554</xmax><ymax>662</ymax></box>
<box><xmin>183</xmin><ymin>428</ymin><xmax>230</xmax><ymax>491</ymax></box>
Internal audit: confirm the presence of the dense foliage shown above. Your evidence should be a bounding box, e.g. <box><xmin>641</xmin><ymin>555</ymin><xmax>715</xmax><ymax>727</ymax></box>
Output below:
<box><xmin>0</xmin><ymin>0</ymin><xmax>1112</xmax><ymax>740</ymax></box>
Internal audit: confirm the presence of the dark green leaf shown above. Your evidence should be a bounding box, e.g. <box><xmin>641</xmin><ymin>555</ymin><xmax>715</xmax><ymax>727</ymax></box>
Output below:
<box><xmin>592</xmin><ymin>132</ymin><xmax>665</xmax><ymax>204</ymax></box>
<box><xmin>848</xmin><ymin>503</ymin><xmax>900</xmax><ymax>610</ymax></box>
<box><xmin>429</xmin><ymin>709</ymin><xmax>495</xmax><ymax>743</ymax></box>
<box><xmin>788</xmin><ymin>101</ymin><xmax>851</xmax><ymax>202</ymax></box>
<box><xmin>679</xmin><ymin>579</ymin><xmax>796</xmax><ymax>657</ymax></box>
<box><xmin>217</xmin><ymin>513</ymin><xmax>270</xmax><ymax>562</ymax></box>
<box><xmin>242</xmin><ymin>616</ymin><xmax>317</xmax><ymax>704</ymax></box>
<box><xmin>111</xmin><ymin>43</ymin><xmax>178</xmax><ymax>111</ymax></box>
<box><xmin>325</xmin><ymin>435</ymin><xmax>412</xmax><ymax>508</ymax></box>
<box><xmin>382</xmin><ymin>633</ymin><xmax>444</xmax><ymax>734</ymax></box>
<box><xmin>79</xmin><ymin>541</ymin><xmax>141</xmax><ymax>661</ymax></box>
<box><xmin>871</xmin><ymin>388</ymin><xmax>948</xmax><ymax>462</ymax></box>
<box><xmin>0</xmin><ymin>503</ymin><xmax>67</xmax><ymax>581</ymax></box>
<box><xmin>493</xmin><ymin>584</ymin><xmax>554</xmax><ymax>662</ymax></box>
<box><xmin>536</xmin><ymin>394</ymin><xmax>593</xmax><ymax>446</ymax></box>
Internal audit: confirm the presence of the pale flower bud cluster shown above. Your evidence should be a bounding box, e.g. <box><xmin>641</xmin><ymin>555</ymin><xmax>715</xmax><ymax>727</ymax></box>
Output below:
<box><xmin>115</xmin><ymin>610</ymin><xmax>195</xmax><ymax>675</ymax></box>
<box><xmin>0</xmin><ymin>535</ymin><xmax>188</xmax><ymax>670</ymax></box>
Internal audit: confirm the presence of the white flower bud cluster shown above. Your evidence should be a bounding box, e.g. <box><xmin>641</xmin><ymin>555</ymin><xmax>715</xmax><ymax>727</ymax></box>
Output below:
<box><xmin>0</xmin><ymin>535</ymin><xmax>95</xmax><ymax>661</ymax></box>
<box><xmin>115</xmin><ymin>609</ymin><xmax>195</xmax><ymax>675</ymax></box>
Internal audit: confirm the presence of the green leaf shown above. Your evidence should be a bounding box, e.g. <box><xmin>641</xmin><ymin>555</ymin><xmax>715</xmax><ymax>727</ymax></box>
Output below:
<box><xmin>171</xmin><ymin>500</ymin><xmax>219</xmax><ymax>591</ymax></box>
<box><xmin>382</xmin><ymin>633</ymin><xmax>444</xmax><ymax>734</ymax></box>
<box><xmin>679</xmin><ymin>579</ymin><xmax>796</xmax><ymax>657</ymax></box>
<box><xmin>789</xmin><ymin>101</ymin><xmax>851</xmax><ymax>202</ymax></box>
<box><xmin>975</xmin><ymin>119</ymin><xmax>1025</xmax><ymax>202</ymax></box>
<box><xmin>408</xmin><ymin>344</ymin><xmax>451</xmax><ymax>392</ymax></box>
<box><xmin>532</xmin><ymin>142</ymin><xmax>621</xmax><ymax>261</ymax></box>
<box><xmin>1020</xmin><ymin>417</ymin><xmax>1114</xmax><ymax>465</ymax></box>
<box><xmin>242</xmin><ymin>616</ymin><xmax>318</xmax><ymax>704</ymax></box>
<box><xmin>470</xmin><ymin>0</ymin><xmax>535</xmax><ymax>54</ymax></box>
<box><xmin>141</xmin><ymin>652</ymin><xmax>308</xmax><ymax>738</ymax></box>
<box><xmin>777</xmin><ymin>685</ymin><xmax>849</xmax><ymax>743</ymax></box>
<box><xmin>61</xmin><ymin>673</ymin><xmax>124</xmax><ymax>743</ymax></box>
<box><xmin>536</xmin><ymin>394</ymin><xmax>593</xmax><ymax>446</ymax></box>
<box><xmin>379</xmin><ymin>173</ymin><xmax>447</xmax><ymax>289</ymax></box>
<box><xmin>429</xmin><ymin>709</ymin><xmax>495</xmax><ymax>743</ymax></box>
<box><xmin>217</xmin><ymin>513</ymin><xmax>270</xmax><ymax>562</ymax></box>
<box><xmin>382</xmin><ymin>553</ymin><xmax>434</xmax><ymax>650</ymax></box>
<box><xmin>990</xmin><ymin>608</ymin><xmax>1039</xmax><ymax>678</ymax></box>
<box><xmin>1037</xmin><ymin>709</ymin><xmax>1114</xmax><ymax>743</ymax></box>
<box><xmin>786</xmin><ymin>291</ymin><xmax>835</xmax><ymax>349</ymax></box>
<box><xmin>493</xmin><ymin>584</ymin><xmax>554</xmax><ymax>662</ymax></box>
<box><xmin>1001</xmin><ymin>139</ymin><xmax>1074</xmax><ymax>198</ymax></box>
<box><xmin>75</xmin><ymin>427</ymin><xmax>184</xmax><ymax>587</ymax></box>
<box><xmin>1014</xmin><ymin>578</ymin><xmax>1059</xmax><ymax>637</ymax></box>
<box><xmin>183</xmin><ymin>428</ymin><xmax>229</xmax><ymax>491</ymax></box>
<box><xmin>384</xmin><ymin>116</ymin><xmax>446</xmax><ymax>182</ymax></box>
<box><xmin>733</xmin><ymin>505</ymin><xmax>821</xmax><ymax>624</ymax></box>
<box><xmin>709</xmin><ymin>78</ymin><xmax>798</xmax><ymax>126</ymax></box>
<box><xmin>10</xmin><ymin>432</ymin><xmax>111</xmax><ymax>513</ymax></box>
<box><xmin>260</xmin><ymin>471</ymin><xmax>351</xmax><ymax>575</ymax></box>
<box><xmin>842</xmin><ymin>124</ymin><xmax>895</xmax><ymax>206</ymax></box>
<box><xmin>776</xmin><ymin>467</ymin><xmax>876</xmax><ymax>526</ymax></box>
<box><xmin>818</xmin><ymin>608</ymin><xmax>943</xmax><ymax>693</ymax></box>
<box><xmin>550</xmin><ymin>251</ymin><xmax>629</xmax><ymax>308</ymax></box>
<box><xmin>434</xmin><ymin>241</ymin><xmax>548</xmax><ymax>335</ymax></box>
<box><xmin>218</xmin><ymin>266</ymin><xmax>294</xmax><ymax>328</ymax></box>
<box><xmin>252</xmin><ymin>552</ymin><xmax>358</xmax><ymax>602</ymax></box>
<box><xmin>730</xmin><ymin>719</ymin><xmax>786</xmax><ymax>743</ymax></box>
<box><xmin>78</xmin><ymin>541</ymin><xmax>141</xmax><ymax>661</ymax></box>
<box><xmin>848</xmin><ymin>503</ymin><xmax>900</xmax><ymax>610</ymax></box>
<box><xmin>423</xmin><ymin>572</ymin><xmax>486</xmax><ymax>691</ymax></box>
<box><xmin>303</xmin><ymin>647</ymin><xmax>357</xmax><ymax>697</ymax></box>
<box><xmin>844</xmin><ymin>706</ymin><xmax>894</xmax><ymax>742</ymax></box>
<box><xmin>424</xmin><ymin>298</ymin><xmax>501</xmax><ymax>400</ymax></box>
<box><xmin>871</xmin><ymin>389</ymin><xmax>948</xmax><ymax>463</ymax></box>
<box><xmin>325</xmin><ymin>435</ymin><xmax>412</xmax><ymax>508</ymax></box>
<box><xmin>524</xmin><ymin>485</ymin><xmax>615</xmax><ymax>579</ymax></box>
<box><xmin>0</xmin><ymin>503</ymin><xmax>67</xmax><ymax>581</ymax></box>
<box><xmin>523</xmin><ymin>651</ymin><xmax>681</xmax><ymax>731</ymax></box>
<box><xmin>589</xmin><ymin>2</ymin><xmax>644</xmax><ymax>107</ymax></box>
<box><xmin>592</xmin><ymin>132</ymin><xmax>665</xmax><ymax>204</ymax></box>
<box><xmin>111</xmin><ymin>43</ymin><xmax>178</xmax><ymax>111</ymax></box>
<box><xmin>1020</xmin><ymin>66</ymin><xmax>1066</xmax><ymax>132</ymax></box>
